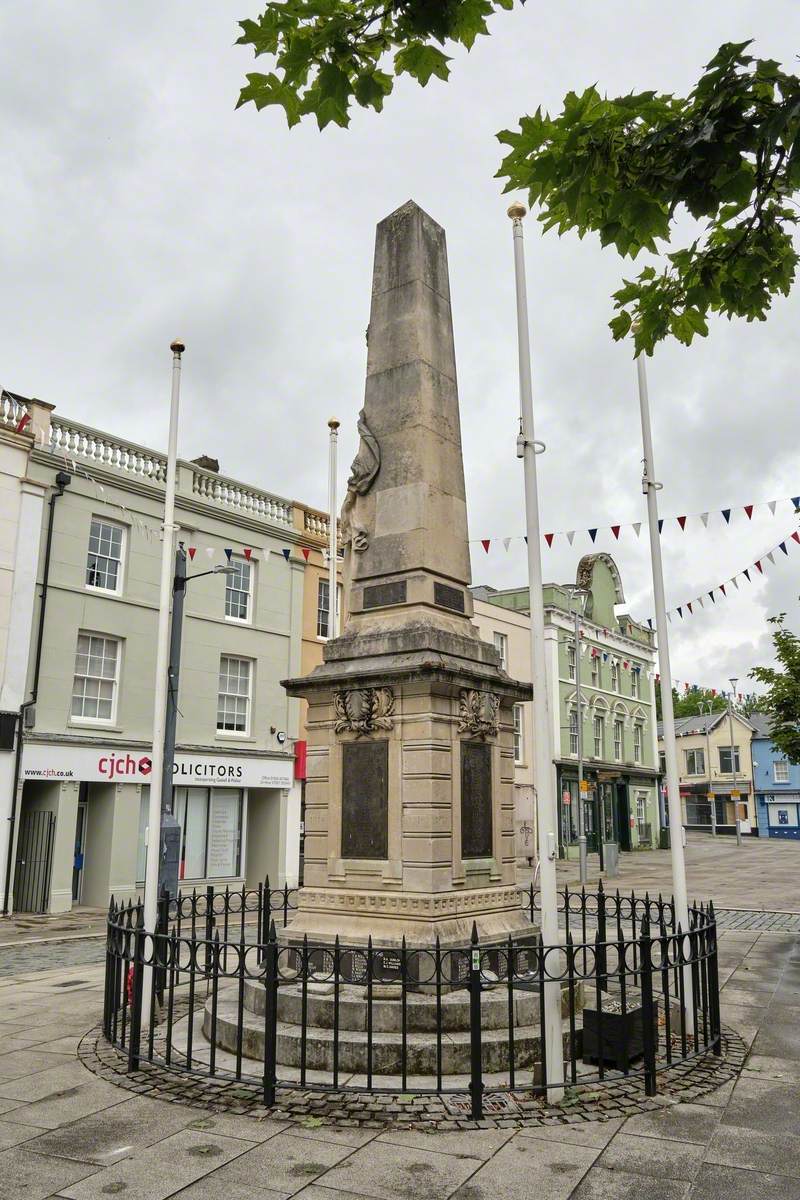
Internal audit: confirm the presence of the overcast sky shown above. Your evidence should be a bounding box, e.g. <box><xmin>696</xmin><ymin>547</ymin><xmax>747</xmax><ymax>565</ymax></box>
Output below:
<box><xmin>2</xmin><ymin>1</ymin><xmax>798</xmax><ymax>693</ymax></box>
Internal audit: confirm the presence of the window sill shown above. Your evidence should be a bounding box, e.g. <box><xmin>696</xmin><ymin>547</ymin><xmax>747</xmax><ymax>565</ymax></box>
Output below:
<box><xmin>68</xmin><ymin>719</ymin><xmax>124</xmax><ymax>732</ymax></box>
<box><xmin>215</xmin><ymin>733</ymin><xmax>257</xmax><ymax>743</ymax></box>
<box><xmin>85</xmin><ymin>585</ymin><xmax>124</xmax><ymax>599</ymax></box>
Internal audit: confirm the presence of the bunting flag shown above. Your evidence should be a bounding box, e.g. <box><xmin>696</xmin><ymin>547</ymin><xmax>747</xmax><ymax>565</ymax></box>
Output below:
<box><xmin>282</xmin><ymin>548</ymin><xmax>291</xmax><ymax>561</ymax></box>
<box><xmin>545</xmin><ymin>533</ymin><xmax>554</xmax><ymax>548</ymax></box>
<box><xmin>224</xmin><ymin>548</ymin><xmax>233</xmax><ymax>562</ymax></box>
<box><xmin>708</xmin><ymin>591</ymin><xmax>715</xmax><ymax>603</ymax></box>
<box><xmin>588</xmin><ymin>528</ymin><xmax>597</xmax><ymax>543</ymax></box>
<box><xmin>632</xmin><ymin>522</ymin><xmax>641</xmax><ymax>537</ymax></box>
<box><xmin>677</xmin><ymin>515</ymin><xmax>687</xmax><ymax>530</ymax></box>
<box><xmin>188</xmin><ymin>547</ymin><xmax>196</xmax><ymax>561</ymax></box>
<box><xmin>744</xmin><ymin>505</ymin><xmax>754</xmax><ymax>519</ymax></box>
<box><xmin>611</xmin><ymin>525</ymin><xmax>620</xmax><ymax>539</ymax></box>
<box><xmin>243</xmin><ymin>547</ymin><xmax>252</xmax><ymax>561</ymax></box>
<box><xmin>502</xmin><ymin>537</ymin><xmax>511</xmax><ymax>552</ymax></box>
<box><xmin>755</xmin><ymin>560</ymin><xmax>763</xmax><ymax>574</ymax></box>
<box><xmin>768</xmin><ymin>501</ymin><xmax>777</xmax><ymax>515</ymax></box>
<box><xmin>779</xmin><ymin>541</ymin><xmax>788</xmax><ymax>555</ymax></box>
<box><xmin>14</xmin><ymin>412</ymin><xmax>31</xmax><ymax>434</ymax></box>
<box><xmin>700</xmin><ymin>512</ymin><xmax>709</xmax><ymax>528</ymax></box>
<box><xmin>722</xmin><ymin>509</ymin><xmax>731</xmax><ymax>524</ymax></box>
<box><xmin>566</xmin><ymin>530</ymin><xmax>575</xmax><ymax>545</ymax></box>
<box><xmin>481</xmin><ymin>539</ymin><xmax>490</xmax><ymax>554</ymax></box>
<box><xmin>301</xmin><ymin>547</ymin><xmax>311</xmax><ymax>561</ymax></box>
<box><xmin>205</xmin><ymin>547</ymin><xmax>214</xmax><ymax>560</ymax></box>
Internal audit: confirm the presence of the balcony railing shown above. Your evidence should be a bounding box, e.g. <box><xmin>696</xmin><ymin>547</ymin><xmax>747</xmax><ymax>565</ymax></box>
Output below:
<box><xmin>49</xmin><ymin>418</ymin><xmax>168</xmax><ymax>483</ymax></box>
<box><xmin>191</xmin><ymin>469</ymin><xmax>293</xmax><ymax>527</ymax></box>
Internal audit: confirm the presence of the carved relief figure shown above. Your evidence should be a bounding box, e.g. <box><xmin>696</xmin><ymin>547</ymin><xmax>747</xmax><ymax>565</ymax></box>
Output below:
<box><xmin>458</xmin><ymin>690</ymin><xmax>500</xmax><ymax>739</ymax></box>
<box><xmin>334</xmin><ymin>687</ymin><xmax>395</xmax><ymax>737</ymax></box>
<box><xmin>340</xmin><ymin>408</ymin><xmax>380</xmax><ymax>593</ymax></box>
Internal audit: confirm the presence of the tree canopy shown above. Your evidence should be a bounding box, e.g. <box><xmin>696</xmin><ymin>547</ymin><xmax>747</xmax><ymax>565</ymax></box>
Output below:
<box><xmin>237</xmin><ymin>6</ymin><xmax>800</xmax><ymax>354</ymax></box>
<box><xmin>751</xmin><ymin>615</ymin><xmax>800</xmax><ymax>762</ymax></box>
<box><xmin>655</xmin><ymin>686</ymin><xmax>728</xmax><ymax>723</ymax></box>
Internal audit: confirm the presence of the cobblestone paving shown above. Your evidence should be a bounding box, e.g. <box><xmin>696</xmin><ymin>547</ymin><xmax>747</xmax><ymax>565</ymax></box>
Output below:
<box><xmin>715</xmin><ymin>908</ymin><xmax>800</xmax><ymax>931</ymax></box>
<box><xmin>0</xmin><ymin>934</ymin><xmax>105</xmax><ymax>977</ymax></box>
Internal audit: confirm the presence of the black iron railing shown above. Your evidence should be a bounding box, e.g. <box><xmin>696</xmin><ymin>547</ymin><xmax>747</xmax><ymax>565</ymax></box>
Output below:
<box><xmin>104</xmin><ymin>883</ymin><xmax>721</xmax><ymax>1119</ymax></box>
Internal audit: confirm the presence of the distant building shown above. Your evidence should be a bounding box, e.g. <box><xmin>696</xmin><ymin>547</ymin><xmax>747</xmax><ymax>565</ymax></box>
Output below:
<box><xmin>473</xmin><ymin>553</ymin><xmax>661</xmax><ymax>861</ymax></box>
<box><xmin>750</xmin><ymin>712</ymin><xmax>800</xmax><ymax>840</ymax></box>
<box><xmin>657</xmin><ymin>711</ymin><xmax>756</xmax><ymax>834</ymax></box>
<box><xmin>0</xmin><ymin>395</ymin><xmax>331</xmax><ymax>915</ymax></box>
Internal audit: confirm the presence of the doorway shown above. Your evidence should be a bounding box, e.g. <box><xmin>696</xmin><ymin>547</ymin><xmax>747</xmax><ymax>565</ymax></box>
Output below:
<box><xmin>72</xmin><ymin>791</ymin><xmax>88</xmax><ymax>904</ymax></box>
<box><xmin>13</xmin><ymin>808</ymin><xmax>55</xmax><ymax>913</ymax></box>
<box><xmin>616</xmin><ymin>784</ymin><xmax>631</xmax><ymax>852</ymax></box>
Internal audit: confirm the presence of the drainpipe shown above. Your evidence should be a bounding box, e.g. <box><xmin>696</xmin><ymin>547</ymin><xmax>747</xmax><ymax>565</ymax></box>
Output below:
<box><xmin>2</xmin><ymin>470</ymin><xmax>70</xmax><ymax>914</ymax></box>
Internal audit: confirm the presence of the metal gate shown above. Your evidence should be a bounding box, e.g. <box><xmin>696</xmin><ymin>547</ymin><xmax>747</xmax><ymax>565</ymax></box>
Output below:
<box><xmin>13</xmin><ymin>809</ymin><xmax>55</xmax><ymax>913</ymax></box>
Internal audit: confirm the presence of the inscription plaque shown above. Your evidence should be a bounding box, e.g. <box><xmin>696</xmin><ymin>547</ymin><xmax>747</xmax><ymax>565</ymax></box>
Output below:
<box><xmin>341</xmin><ymin>740</ymin><xmax>389</xmax><ymax>859</ymax></box>
<box><xmin>434</xmin><ymin>582</ymin><xmax>465</xmax><ymax>613</ymax></box>
<box><xmin>460</xmin><ymin>741</ymin><xmax>492</xmax><ymax>858</ymax></box>
<box><xmin>363</xmin><ymin>580</ymin><xmax>407</xmax><ymax>610</ymax></box>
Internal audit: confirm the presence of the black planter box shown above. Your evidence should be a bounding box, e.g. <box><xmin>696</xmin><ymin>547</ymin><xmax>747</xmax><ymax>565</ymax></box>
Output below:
<box><xmin>582</xmin><ymin>1002</ymin><xmax>658</xmax><ymax>1070</ymax></box>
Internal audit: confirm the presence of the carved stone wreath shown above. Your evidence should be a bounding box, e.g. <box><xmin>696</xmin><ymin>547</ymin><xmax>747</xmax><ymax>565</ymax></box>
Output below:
<box><xmin>334</xmin><ymin>687</ymin><xmax>395</xmax><ymax>737</ymax></box>
<box><xmin>458</xmin><ymin>689</ymin><xmax>500</xmax><ymax>739</ymax></box>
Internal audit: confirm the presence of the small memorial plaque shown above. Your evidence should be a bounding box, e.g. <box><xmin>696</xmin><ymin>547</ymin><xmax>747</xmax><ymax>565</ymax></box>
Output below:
<box><xmin>434</xmin><ymin>582</ymin><xmax>465</xmax><ymax>613</ymax></box>
<box><xmin>363</xmin><ymin>580</ymin><xmax>407</xmax><ymax>610</ymax></box>
<box><xmin>374</xmin><ymin>949</ymin><xmax>402</xmax><ymax>982</ymax></box>
<box><xmin>461</xmin><ymin>741</ymin><xmax>492</xmax><ymax>858</ymax></box>
<box><xmin>341</xmin><ymin>740</ymin><xmax>389</xmax><ymax>859</ymax></box>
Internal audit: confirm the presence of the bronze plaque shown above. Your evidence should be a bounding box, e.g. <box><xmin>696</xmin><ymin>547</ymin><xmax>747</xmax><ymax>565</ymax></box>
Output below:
<box><xmin>341</xmin><ymin>740</ymin><xmax>389</xmax><ymax>859</ymax></box>
<box><xmin>363</xmin><ymin>580</ymin><xmax>406</xmax><ymax>610</ymax></box>
<box><xmin>434</xmin><ymin>582</ymin><xmax>465</xmax><ymax>612</ymax></box>
<box><xmin>461</xmin><ymin>741</ymin><xmax>492</xmax><ymax>858</ymax></box>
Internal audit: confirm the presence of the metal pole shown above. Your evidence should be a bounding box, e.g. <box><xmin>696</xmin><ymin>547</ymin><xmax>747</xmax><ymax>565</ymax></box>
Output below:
<box><xmin>142</xmin><ymin>340</ymin><xmax>184</xmax><ymax>1031</ymax></box>
<box><xmin>728</xmin><ymin>683</ymin><xmax>742</xmax><ymax>846</ymax></box>
<box><xmin>575</xmin><ymin>603</ymin><xmax>588</xmax><ymax>885</ymax></box>
<box><xmin>701</xmin><ymin>701</ymin><xmax>716</xmax><ymax>836</ymax></box>
<box><xmin>327</xmin><ymin>419</ymin><xmax>340</xmax><ymax>639</ymax></box>
<box><xmin>634</xmin><ymin>345</ymin><xmax>694</xmax><ymax>1027</ymax></box>
<box><xmin>158</xmin><ymin>544</ymin><xmax>186</xmax><ymax>895</ymax></box>
<box><xmin>507</xmin><ymin>202</ymin><xmax>564</xmax><ymax>1100</ymax></box>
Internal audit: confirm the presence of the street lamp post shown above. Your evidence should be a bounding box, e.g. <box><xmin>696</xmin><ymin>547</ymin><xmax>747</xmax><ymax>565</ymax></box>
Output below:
<box><xmin>507</xmin><ymin>201</ymin><xmax>564</xmax><ymax>1101</ymax></box>
<box><xmin>698</xmin><ymin>700</ymin><xmax>716</xmax><ymax>837</ymax></box>
<box><xmin>327</xmin><ymin>419</ymin><xmax>340</xmax><ymax>639</ymax></box>
<box><xmin>728</xmin><ymin>678</ymin><xmax>742</xmax><ymax>847</ymax></box>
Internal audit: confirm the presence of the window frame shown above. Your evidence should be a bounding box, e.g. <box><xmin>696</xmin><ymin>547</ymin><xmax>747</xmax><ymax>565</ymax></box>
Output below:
<box><xmin>70</xmin><ymin>631</ymin><xmax>121</xmax><ymax>726</ymax></box>
<box><xmin>593</xmin><ymin>713</ymin><xmax>604</xmax><ymax>758</ymax></box>
<box><xmin>774</xmin><ymin>760</ymin><xmax>790</xmax><ymax>784</ymax></box>
<box><xmin>224</xmin><ymin>556</ymin><xmax>253</xmax><ymax>624</ymax></box>
<box><xmin>590</xmin><ymin>654</ymin><xmax>600</xmax><ymax>687</ymax></box>
<box><xmin>85</xmin><ymin>516</ymin><xmax>126</xmax><ymax>596</ymax></box>
<box><xmin>610</xmin><ymin>661</ymin><xmax>619</xmax><ymax>693</ymax></box>
<box><xmin>631</xmin><ymin>668</ymin><xmax>640</xmax><ymax>699</ymax></box>
<box><xmin>512</xmin><ymin>704</ymin><xmax>524</xmax><ymax>765</ymax></box>
<box><xmin>493</xmin><ymin>631</ymin><xmax>508</xmax><ymax>671</ymax></box>
<box><xmin>633</xmin><ymin>723</ymin><xmax>643</xmax><ymax>764</ymax></box>
<box><xmin>216</xmin><ymin>654</ymin><xmax>253</xmax><ymax>736</ymax></box>
<box><xmin>316</xmin><ymin>577</ymin><xmax>343</xmax><ymax>640</ymax></box>
<box><xmin>613</xmin><ymin>718</ymin><xmax>623</xmax><ymax>762</ymax></box>
<box><xmin>567</xmin><ymin>642</ymin><xmax>576</xmax><ymax>682</ymax></box>
<box><xmin>719</xmin><ymin>745</ymin><xmax>741</xmax><ymax>774</ymax></box>
<box><xmin>569</xmin><ymin>708</ymin><xmax>579</xmax><ymax>756</ymax></box>
<box><xmin>684</xmin><ymin>748</ymin><xmax>706</xmax><ymax>776</ymax></box>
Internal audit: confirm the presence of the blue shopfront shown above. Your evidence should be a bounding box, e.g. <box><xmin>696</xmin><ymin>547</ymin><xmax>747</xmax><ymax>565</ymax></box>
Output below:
<box><xmin>751</xmin><ymin>714</ymin><xmax>800</xmax><ymax>840</ymax></box>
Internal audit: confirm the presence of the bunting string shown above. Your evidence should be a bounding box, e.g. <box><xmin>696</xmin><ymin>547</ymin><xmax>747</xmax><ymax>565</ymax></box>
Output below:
<box><xmin>472</xmin><ymin>493</ymin><xmax>800</xmax><ymax>552</ymax></box>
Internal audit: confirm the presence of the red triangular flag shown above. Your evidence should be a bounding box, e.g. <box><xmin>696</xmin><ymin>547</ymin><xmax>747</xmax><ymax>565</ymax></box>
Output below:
<box><xmin>301</xmin><ymin>547</ymin><xmax>310</xmax><ymax>561</ymax></box>
<box><xmin>481</xmin><ymin>539</ymin><xmax>491</xmax><ymax>554</ymax></box>
<box><xmin>188</xmin><ymin>546</ymin><xmax>196</xmax><ymax>561</ymax></box>
<box><xmin>544</xmin><ymin>533</ymin><xmax>554</xmax><ymax>548</ymax></box>
<box><xmin>611</xmin><ymin>525</ymin><xmax>621</xmax><ymax>540</ymax></box>
<box><xmin>243</xmin><ymin>547</ymin><xmax>252</xmax><ymax>561</ymax></box>
<box><xmin>755</xmin><ymin>559</ymin><xmax>763</xmax><ymax>573</ymax></box>
<box><xmin>744</xmin><ymin>504</ymin><xmax>754</xmax><ymax>519</ymax></box>
<box><xmin>720</xmin><ymin>583</ymin><xmax>726</xmax><ymax>596</ymax></box>
<box><xmin>687</xmin><ymin>602</ymin><xmax>693</xmax><ymax>614</ymax></box>
<box><xmin>677</xmin><ymin>515</ymin><xmax>687</xmax><ymax>530</ymax></box>
<box><xmin>14</xmin><ymin>412</ymin><xmax>31</xmax><ymax>434</ymax></box>
<box><xmin>793</xmin><ymin>532</ymin><xmax>800</xmax><ymax>544</ymax></box>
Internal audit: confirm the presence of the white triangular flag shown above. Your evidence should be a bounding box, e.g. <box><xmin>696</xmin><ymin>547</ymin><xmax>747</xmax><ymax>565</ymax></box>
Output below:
<box><xmin>502</xmin><ymin>538</ymin><xmax>511</xmax><ymax>552</ymax></box>
<box><xmin>632</xmin><ymin>522</ymin><xmax>641</xmax><ymax>538</ymax></box>
<box><xmin>697</xmin><ymin>596</ymin><xmax>704</xmax><ymax>608</ymax></box>
<box><xmin>667</xmin><ymin>612</ymin><xmax>672</xmax><ymax>623</ymax></box>
<box><xmin>768</xmin><ymin>500</ymin><xmax>777</xmax><ymax>515</ymax></box>
<box><xmin>566</xmin><ymin>531</ymin><xmax>575</xmax><ymax>545</ymax></box>
<box><xmin>205</xmin><ymin>547</ymin><xmax>215</xmax><ymax>560</ymax></box>
<box><xmin>700</xmin><ymin>512</ymin><xmax>709</xmax><ymax>528</ymax></box>
<box><xmin>731</xmin><ymin>577</ymin><xmax>739</xmax><ymax>590</ymax></box>
<box><xmin>767</xmin><ymin>551</ymin><xmax>775</xmax><ymax>564</ymax></box>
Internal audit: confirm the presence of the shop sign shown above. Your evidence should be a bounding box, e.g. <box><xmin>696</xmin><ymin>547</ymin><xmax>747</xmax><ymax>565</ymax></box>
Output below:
<box><xmin>22</xmin><ymin>743</ymin><xmax>293</xmax><ymax>789</ymax></box>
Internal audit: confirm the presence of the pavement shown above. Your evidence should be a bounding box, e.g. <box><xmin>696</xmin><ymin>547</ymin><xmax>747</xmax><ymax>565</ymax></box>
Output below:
<box><xmin>0</xmin><ymin>834</ymin><xmax>798</xmax><ymax>1199</ymax></box>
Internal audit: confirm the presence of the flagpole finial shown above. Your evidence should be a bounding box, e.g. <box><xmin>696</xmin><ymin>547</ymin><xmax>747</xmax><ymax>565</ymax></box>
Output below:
<box><xmin>170</xmin><ymin>339</ymin><xmax>185</xmax><ymax>355</ymax></box>
<box><xmin>328</xmin><ymin>418</ymin><xmax>340</xmax><ymax>431</ymax></box>
<box><xmin>507</xmin><ymin>201</ymin><xmax>527</xmax><ymax>221</ymax></box>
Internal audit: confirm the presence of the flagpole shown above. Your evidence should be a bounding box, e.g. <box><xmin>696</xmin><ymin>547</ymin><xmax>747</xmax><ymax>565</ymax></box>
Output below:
<box><xmin>634</xmin><ymin>340</ymin><xmax>694</xmax><ymax>1030</ymax></box>
<box><xmin>327</xmin><ymin>419</ymin><xmax>339</xmax><ymax>638</ymax></box>
<box><xmin>507</xmin><ymin>202</ymin><xmax>564</xmax><ymax>1100</ymax></box>
<box><xmin>141</xmin><ymin>340</ymin><xmax>184</xmax><ymax>1031</ymax></box>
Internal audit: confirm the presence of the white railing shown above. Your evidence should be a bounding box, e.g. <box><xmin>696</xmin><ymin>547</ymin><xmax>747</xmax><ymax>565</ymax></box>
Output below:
<box><xmin>304</xmin><ymin>509</ymin><xmax>329</xmax><ymax>537</ymax></box>
<box><xmin>49</xmin><ymin>418</ymin><xmax>168</xmax><ymax>483</ymax></box>
<box><xmin>0</xmin><ymin>390</ymin><xmax>28</xmax><ymax>429</ymax></box>
<box><xmin>191</xmin><ymin>470</ymin><xmax>293</xmax><ymax>527</ymax></box>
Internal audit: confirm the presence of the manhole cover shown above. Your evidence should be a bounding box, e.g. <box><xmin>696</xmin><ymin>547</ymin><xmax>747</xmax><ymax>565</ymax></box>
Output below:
<box><xmin>442</xmin><ymin>1094</ymin><xmax>520</xmax><ymax>1117</ymax></box>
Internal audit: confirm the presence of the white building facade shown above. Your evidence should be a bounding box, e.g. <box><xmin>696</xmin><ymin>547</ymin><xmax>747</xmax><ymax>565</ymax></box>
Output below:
<box><xmin>1</xmin><ymin>396</ymin><xmax>321</xmax><ymax>914</ymax></box>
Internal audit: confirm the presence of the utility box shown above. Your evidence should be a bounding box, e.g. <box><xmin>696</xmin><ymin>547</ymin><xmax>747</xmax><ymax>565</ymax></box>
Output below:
<box><xmin>158</xmin><ymin>814</ymin><xmax>182</xmax><ymax>903</ymax></box>
<box><xmin>603</xmin><ymin>842</ymin><xmax>619</xmax><ymax>878</ymax></box>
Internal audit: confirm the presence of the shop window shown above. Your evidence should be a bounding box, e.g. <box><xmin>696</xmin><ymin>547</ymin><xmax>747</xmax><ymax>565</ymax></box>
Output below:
<box><xmin>719</xmin><ymin>745</ymin><xmax>741</xmax><ymax>774</ymax></box>
<box><xmin>513</xmin><ymin>704</ymin><xmax>524</xmax><ymax>764</ymax></box>
<box><xmin>217</xmin><ymin>655</ymin><xmax>252</xmax><ymax>734</ymax></box>
<box><xmin>774</xmin><ymin>760</ymin><xmax>790</xmax><ymax>783</ymax></box>
<box><xmin>86</xmin><ymin>517</ymin><xmax>125</xmax><ymax>593</ymax></box>
<box><xmin>684</xmin><ymin>748</ymin><xmax>705</xmax><ymax>775</ymax></box>
<box><xmin>225</xmin><ymin>558</ymin><xmax>252</xmax><ymax>622</ymax></box>
<box><xmin>493</xmin><ymin>631</ymin><xmax>508</xmax><ymax>671</ymax></box>
<box><xmin>71</xmin><ymin>632</ymin><xmax>120</xmax><ymax>723</ymax></box>
<box><xmin>172</xmin><ymin>786</ymin><xmax>244</xmax><ymax>880</ymax></box>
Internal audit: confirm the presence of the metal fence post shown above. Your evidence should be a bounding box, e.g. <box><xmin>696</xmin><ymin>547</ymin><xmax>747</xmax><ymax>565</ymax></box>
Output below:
<box><xmin>262</xmin><ymin>920</ymin><xmax>279</xmax><ymax>1107</ymax></box>
<box><xmin>204</xmin><ymin>885</ymin><xmax>214</xmax><ymax>975</ymax></box>
<box><xmin>127</xmin><ymin>917</ymin><xmax>145</xmax><ymax>1072</ymax></box>
<box><xmin>707</xmin><ymin>903</ymin><xmax>722</xmax><ymax>1056</ymax></box>
<box><xmin>639</xmin><ymin>916</ymin><xmax>657</xmax><ymax>1097</ymax></box>
<box><xmin>596</xmin><ymin>879</ymin><xmax>608</xmax><ymax>991</ymax></box>
<box><xmin>468</xmin><ymin>922</ymin><xmax>484</xmax><ymax>1121</ymax></box>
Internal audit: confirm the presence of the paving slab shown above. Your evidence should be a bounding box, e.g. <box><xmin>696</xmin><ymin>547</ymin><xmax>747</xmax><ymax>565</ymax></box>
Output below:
<box><xmin>514</xmin><ymin>1116</ymin><xmax>625</xmax><ymax>1148</ymax></box>
<box><xmin>375</xmin><ymin>1126</ymin><xmax>514</xmax><ymax>1159</ymax></box>
<box><xmin>0</xmin><ymin>1145</ymin><xmax>97</xmax><ymax>1200</ymax></box>
<box><xmin>566</xmin><ymin>1164</ymin><xmax>690</xmax><ymax>1198</ymax></box>
<box><xmin>621</xmin><ymin>1101</ymin><xmax>720</xmax><ymax>1144</ymax></box>
<box><xmin>169</xmin><ymin>1178</ymin><xmax>291</xmax><ymax>1200</ymax></box>
<box><xmin>1</xmin><ymin>1074</ymin><xmax>130</xmax><ymax>1130</ymax></box>
<box><xmin>58</xmin><ymin>1128</ymin><xmax>258</xmax><ymax>1200</ymax></box>
<box><xmin>0</xmin><ymin>1047</ymin><xmax>75</xmax><ymax>1082</ymax></box>
<box><xmin>689</xmin><ymin>1162</ymin><xmax>800</xmax><ymax>1199</ymax></box>
<box><xmin>597</xmin><ymin>1132</ymin><xmax>706</xmax><ymax>1181</ymax></box>
<box><xmin>743</xmin><ymin>1053</ymin><xmax>800</xmax><ymax>1084</ymax></box>
<box><xmin>448</xmin><ymin>1135</ymin><xmax>599</xmax><ymax>1200</ymax></box>
<box><xmin>27</xmin><ymin>1095</ymin><xmax>208</xmax><ymax>1164</ymax></box>
<box><xmin>218</xmin><ymin>1129</ymin><xmax>358</xmax><ymax>1196</ymax></box>
<box><xmin>706</xmin><ymin>1122</ymin><xmax>800</xmax><ymax>1179</ymax></box>
<box><xmin>310</xmin><ymin>1137</ymin><xmax>482</xmax><ymax>1200</ymax></box>
<box><xmin>0</xmin><ymin>1117</ymin><xmax>47</xmax><ymax>1150</ymax></box>
<box><xmin>721</xmin><ymin>1073</ymin><xmax>800</xmax><ymax>1136</ymax></box>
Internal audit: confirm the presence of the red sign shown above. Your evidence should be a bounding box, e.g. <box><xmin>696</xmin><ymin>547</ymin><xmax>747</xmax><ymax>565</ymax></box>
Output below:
<box><xmin>562</xmin><ymin>789</ymin><xmax>571</xmax><ymax>806</ymax></box>
<box><xmin>294</xmin><ymin>740</ymin><xmax>308</xmax><ymax>781</ymax></box>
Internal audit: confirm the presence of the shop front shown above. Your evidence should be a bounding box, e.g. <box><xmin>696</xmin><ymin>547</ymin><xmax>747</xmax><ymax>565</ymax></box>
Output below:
<box><xmin>557</xmin><ymin>765</ymin><xmax>659</xmax><ymax>859</ymax></box>
<box><xmin>758</xmin><ymin>792</ymin><xmax>800</xmax><ymax>839</ymax></box>
<box><xmin>17</xmin><ymin>741</ymin><xmax>297</xmax><ymax>914</ymax></box>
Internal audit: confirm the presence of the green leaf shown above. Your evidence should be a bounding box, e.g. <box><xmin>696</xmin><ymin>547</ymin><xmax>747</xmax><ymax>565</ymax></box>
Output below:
<box><xmin>395</xmin><ymin>41</ymin><xmax>451</xmax><ymax>86</ymax></box>
<box><xmin>236</xmin><ymin>72</ymin><xmax>303</xmax><ymax>126</ymax></box>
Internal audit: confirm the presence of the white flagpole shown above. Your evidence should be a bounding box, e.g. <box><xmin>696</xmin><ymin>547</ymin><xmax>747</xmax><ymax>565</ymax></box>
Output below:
<box><xmin>507</xmin><ymin>202</ymin><xmax>564</xmax><ymax>1100</ymax></box>
<box><xmin>141</xmin><ymin>339</ymin><xmax>184</xmax><ymax>1031</ymax></box>
<box><xmin>327</xmin><ymin>418</ymin><xmax>340</xmax><ymax>638</ymax></box>
<box><xmin>634</xmin><ymin>342</ymin><xmax>694</xmax><ymax>1031</ymax></box>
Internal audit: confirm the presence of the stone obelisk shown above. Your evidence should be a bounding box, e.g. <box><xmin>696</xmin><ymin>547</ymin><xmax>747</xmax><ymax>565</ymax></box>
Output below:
<box><xmin>283</xmin><ymin>201</ymin><xmax>532</xmax><ymax>947</ymax></box>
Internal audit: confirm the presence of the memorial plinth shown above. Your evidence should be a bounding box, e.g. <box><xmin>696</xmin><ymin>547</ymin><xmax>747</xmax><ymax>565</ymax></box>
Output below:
<box><xmin>283</xmin><ymin>201</ymin><xmax>532</xmax><ymax>948</ymax></box>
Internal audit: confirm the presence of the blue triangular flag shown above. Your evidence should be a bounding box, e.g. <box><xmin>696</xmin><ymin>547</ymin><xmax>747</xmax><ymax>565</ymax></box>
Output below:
<box><xmin>780</xmin><ymin>541</ymin><xmax>788</xmax><ymax>555</ymax></box>
<box><xmin>677</xmin><ymin>606</ymin><xmax>683</xmax><ymax>619</ymax></box>
<box><xmin>657</xmin><ymin>519</ymin><xmax>663</xmax><ymax>534</ymax></box>
<box><xmin>708</xmin><ymin>591</ymin><xmax>716</xmax><ymax>604</ymax></box>
<box><xmin>588</xmin><ymin>528</ymin><xmax>598</xmax><ymax>543</ymax></box>
<box><xmin>743</xmin><ymin>567</ymin><xmax>750</xmax><ymax>581</ymax></box>
<box><xmin>224</xmin><ymin>547</ymin><xmax>233</xmax><ymax>562</ymax></box>
<box><xmin>647</xmin><ymin>618</ymin><xmax>653</xmax><ymax>630</ymax></box>
<box><xmin>282</xmin><ymin>548</ymin><xmax>291</xmax><ymax>562</ymax></box>
<box><xmin>792</xmin><ymin>496</ymin><xmax>800</xmax><ymax>510</ymax></box>
<box><xmin>722</xmin><ymin>508</ymin><xmax>731</xmax><ymax>523</ymax></box>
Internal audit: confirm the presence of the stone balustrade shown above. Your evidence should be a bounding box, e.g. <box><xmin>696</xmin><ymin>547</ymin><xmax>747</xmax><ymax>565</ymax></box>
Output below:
<box><xmin>191</xmin><ymin>469</ymin><xmax>293</xmax><ymax>527</ymax></box>
<box><xmin>50</xmin><ymin>418</ymin><xmax>169</xmax><ymax>483</ymax></box>
<box><xmin>0</xmin><ymin>390</ymin><xmax>28</xmax><ymax>428</ymax></box>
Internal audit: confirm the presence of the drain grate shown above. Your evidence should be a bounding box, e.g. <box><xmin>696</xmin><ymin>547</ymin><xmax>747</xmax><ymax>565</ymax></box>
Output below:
<box><xmin>442</xmin><ymin>1093</ymin><xmax>521</xmax><ymax>1117</ymax></box>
